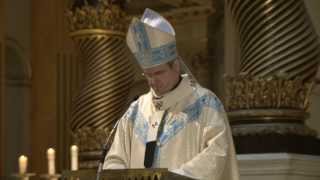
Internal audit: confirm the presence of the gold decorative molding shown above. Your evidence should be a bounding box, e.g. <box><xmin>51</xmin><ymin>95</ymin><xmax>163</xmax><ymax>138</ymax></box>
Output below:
<box><xmin>160</xmin><ymin>0</ymin><xmax>201</xmax><ymax>8</ymax></box>
<box><xmin>69</xmin><ymin>29</ymin><xmax>125</xmax><ymax>38</ymax></box>
<box><xmin>126</xmin><ymin>3</ymin><xmax>214</xmax><ymax>24</ymax></box>
<box><xmin>72</xmin><ymin>127</ymin><xmax>112</xmax><ymax>151</ymax></box>
<box><xmin>66</xmin><ymin>1</ymin><xmax>127</xmax><ymax>33</ymax></box>
<box><xmin>162</xmin><ymin>5</ymin><xmax>214</xmax><ymax>23</ymax></box>
<box><xmin>73</xmin><ymin>127</ymin><xmax>115</xmax><ymax>169</ymax></box>
<box><xmin>225</xmin><ymin>74</ymin><xmax>313</xmax><ymax>111</ymax></box>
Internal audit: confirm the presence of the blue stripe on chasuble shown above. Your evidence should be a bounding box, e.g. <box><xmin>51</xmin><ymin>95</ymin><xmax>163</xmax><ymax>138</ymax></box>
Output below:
<box><xmin>126</xmin><ymin>94</ymin><xmax>224</xmax><ymax>146</ymax></box>
<box><xmin>158</xmin><ymin>94</ymin><xmax>224</xmax><ymax>145</ymax></box>
<box><xmin>134</xmin><ymin>42</ymin><xmax>177</xmax><ymax>67</ymax></box>
<box><xmin>125</xmin><ymin>101</ymin><xmax>148</xmax><ymax>144</ymax></box>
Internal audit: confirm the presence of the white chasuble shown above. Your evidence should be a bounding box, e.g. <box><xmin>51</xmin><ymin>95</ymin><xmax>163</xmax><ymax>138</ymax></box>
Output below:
<box><xmin>104</xmin><ymin>75</ymin><xmax>239</xmax><ymax>180</ymax></box>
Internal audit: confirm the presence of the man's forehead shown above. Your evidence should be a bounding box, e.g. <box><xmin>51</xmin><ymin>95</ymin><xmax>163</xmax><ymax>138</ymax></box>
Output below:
<box><xmin>143</xmin><ymin>64</ymin><xmax>170</xmax><ymax>73</ymax></box>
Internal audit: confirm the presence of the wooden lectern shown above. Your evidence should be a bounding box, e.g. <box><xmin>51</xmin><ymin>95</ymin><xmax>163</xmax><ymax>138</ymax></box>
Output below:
<box><xmin>62</xmin><ymin>169</ymin><xmax>196</xmax><ymax>180</ymax></box>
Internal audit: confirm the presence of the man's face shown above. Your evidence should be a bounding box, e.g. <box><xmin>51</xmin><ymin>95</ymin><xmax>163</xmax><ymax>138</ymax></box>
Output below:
<box><xmin>143</xmin><ymin>61</ymin><xmax>180</xmax><ymax>96</ymax></box>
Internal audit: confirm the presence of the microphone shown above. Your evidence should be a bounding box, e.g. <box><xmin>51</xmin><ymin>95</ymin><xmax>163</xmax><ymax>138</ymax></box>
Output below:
<box><xmin>95</xmin><ymin>120</ymin><xmax>120</xmax><ymax>180</ymax></box>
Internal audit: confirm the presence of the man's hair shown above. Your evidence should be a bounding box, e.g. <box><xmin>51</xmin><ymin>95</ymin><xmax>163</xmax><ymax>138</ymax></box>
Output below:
<box><xmin>167</xmin><ymin>59</ymin><xmax>179</xmax><ymax>68</ymax></box>
<box><xmin>166</xmin><ymin>59</ymin><xmax>183</xmax><ymax>77</ymax></box>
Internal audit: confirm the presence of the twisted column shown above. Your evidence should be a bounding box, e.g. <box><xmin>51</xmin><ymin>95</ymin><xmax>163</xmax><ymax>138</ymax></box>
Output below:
<box><xmin>227</xmin><ymin>0</ymin><xmax>320</xmax><ymax>81</ymax></box>
<box><xmin>70</xmin><ymin>30</ymin><xmax>132</xmax><ymax>131</ymax></box>
<box><xmin>66</xmin><ymin>1</ymin><xmax>133</xmax><ymax>168</ymax></box>
<box><xmin>225</xmin><ymin>0</ymin><xmax>320</xmax><ymax>154</ymax></box>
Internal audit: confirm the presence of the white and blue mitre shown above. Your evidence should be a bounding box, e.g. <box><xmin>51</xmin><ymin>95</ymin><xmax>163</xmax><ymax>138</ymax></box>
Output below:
<box><xmin>126</xmin><ymin>8</ymin><xmax>178</xmax><ymax>69</ymax></box>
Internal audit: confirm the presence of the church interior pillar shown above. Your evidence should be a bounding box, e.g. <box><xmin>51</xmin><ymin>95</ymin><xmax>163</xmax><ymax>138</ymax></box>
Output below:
<box><xmin>0</xmin><ymin>0</ymin><xmax>5</xmax><ymax>178</ymax></box>
<box><xmin>225</xmin><ymin>0</ymin><xmax>320</xmax><ymax>154</ymax></box>
<box><xmin>66</xmin><ymin>0</ymin><xmax>134</xmax><ymax>168</ymax></box>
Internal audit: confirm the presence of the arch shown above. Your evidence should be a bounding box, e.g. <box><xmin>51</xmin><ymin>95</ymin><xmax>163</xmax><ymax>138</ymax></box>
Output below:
<box><xmin>5</xmin><ymin>37</ymin><xmax>31</xmax><ymax>83</ymax></box>
<box><xmin>3</xmin><ymin>36</ymin><xmax>31</xmax><ymax>177</ymax></box>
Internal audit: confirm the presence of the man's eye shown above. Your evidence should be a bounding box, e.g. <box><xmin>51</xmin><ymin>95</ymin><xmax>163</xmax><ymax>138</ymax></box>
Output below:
<box><xmin>155</xmin><ymin>71</ymin><xmax>165</xmax><ymax>76</ymax></box>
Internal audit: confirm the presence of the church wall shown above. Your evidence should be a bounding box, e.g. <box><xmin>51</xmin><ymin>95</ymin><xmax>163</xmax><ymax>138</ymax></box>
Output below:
<box><xmin>304</xmin><ymin>0</ymin><xmax>320</xmax><ymax>137</ymax></box>
<box><xmin>30</xmin><ymin>0</ymin><xmax>57</xmax><ymax>174</ymax></box>
<box><xmin>30</xmin><ymin>0</ymin><xmax>70</xmax><ymax>175</ymax></box>
<box><xmin>4</xmin><ymin>0</ymin><xmax>31</xmax><ymax>176</ymax></box>
<box><xmin>208</xmin><ymin>0</ymin><xmax>225</xmax><ymax>99</ymax></box>
<box><xmin>224</xmin><ymin>0</ymin><xmax>239</xmax><ymax>78</ymax></box>
<box><xmin>0</xmin><ymin>0</ymin><xmax>5</xmax><ymax>178</ymax></box>
<box><xmin>30</xmin><ymin>0</ymin><xmax>77</xmax><ymax>175</ymax></box>
<box><xmin>175</xmin><ymin>16</ymin><xmax>210</xmax><ymax>87</ymax></box>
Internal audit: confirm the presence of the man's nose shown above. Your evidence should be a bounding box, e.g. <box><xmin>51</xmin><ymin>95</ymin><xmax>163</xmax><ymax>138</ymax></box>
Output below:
<box><xmin>149</xmin><ymin>77</ymin><xmax>156</xmax><ymax>85</ymax></box>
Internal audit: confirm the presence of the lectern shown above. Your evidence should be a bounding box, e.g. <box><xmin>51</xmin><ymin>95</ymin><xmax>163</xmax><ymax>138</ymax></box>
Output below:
<box><xmin>63</xmin><ymin>169</ymin><xmax>196</xmax><ymax>180</ymax></box>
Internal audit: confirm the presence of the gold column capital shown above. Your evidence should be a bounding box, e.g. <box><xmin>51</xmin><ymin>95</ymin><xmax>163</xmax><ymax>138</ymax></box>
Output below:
<box><xmin>66</xmin><ymin>1</ymin><xmax>128</xmax><ymax>33</ymax></box>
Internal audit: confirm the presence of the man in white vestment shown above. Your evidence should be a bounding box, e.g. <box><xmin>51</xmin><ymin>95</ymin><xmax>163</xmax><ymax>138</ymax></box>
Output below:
<box><xmin>103</xmin><ymin>8</ymin><xmax>240</xmax><ymax>180</ymax></box>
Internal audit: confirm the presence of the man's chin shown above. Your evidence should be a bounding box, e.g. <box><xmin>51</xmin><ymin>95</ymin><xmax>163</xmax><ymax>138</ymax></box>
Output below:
<box><xmin>154</xmin><ymin>91</ymin><xmax>163</xmax><ymax>96</ymax></box>
<box><xmin>152</xmin><ymin>89</ymin><xmax>165</xmax><ymax>97</ymax></box>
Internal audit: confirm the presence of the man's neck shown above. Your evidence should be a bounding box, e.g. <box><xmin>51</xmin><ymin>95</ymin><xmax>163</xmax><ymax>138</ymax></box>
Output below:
<box><xmin>170</xmin><ymin>75</ymin><xmax>182</xmax><ymax>92</ymax></box>
<box><xmin>153</xmin><ymin>75</ymin><xmax>182</xmax><ymax>99</ymax></box>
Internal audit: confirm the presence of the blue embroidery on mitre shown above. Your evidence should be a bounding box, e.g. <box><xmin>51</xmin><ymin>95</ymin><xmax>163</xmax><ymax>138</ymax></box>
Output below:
<box><xmin>134</xmin><ymin>42</ymin><xmax>177</xmax><ymax>68</ymax></box>
<box><xmin>158</xmin><ymin>94</ymin><xmax>224</xmax><ymax>145</ymax></box>
<box><xmin>127</xmin><ymin>15</ymin><xmax>177</xmax><ymax>68</ymax></box>
<box><xmin>131</xmin><ymin>20</ymin><xmax>151</xmax><ymax>55</ymax></box>
<box><xmin>125</xmin><ymin>101</ymin><xmax>149</xmax><ymax>144</ymax></box>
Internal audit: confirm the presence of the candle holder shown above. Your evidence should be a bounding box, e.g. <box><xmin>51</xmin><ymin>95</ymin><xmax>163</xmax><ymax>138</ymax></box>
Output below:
<box><xmin>12</xmin><ymin>173</ymin><xmax>36</xmax><ymax>180</ymax></box>
<box><xmin>39</xmin><ymin>173</ymin><xmax>61</xmax><ymax>180</ymax></box>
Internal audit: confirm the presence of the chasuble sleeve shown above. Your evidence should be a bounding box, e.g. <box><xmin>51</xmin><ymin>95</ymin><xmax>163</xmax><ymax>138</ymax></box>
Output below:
<box><xmin>103</xmin><ymin>110</ymin><xmax>133</xmax><ymax>169</ymax></box>
<box><xmin>179</xmin><ymin>106</ymin><xmax>230</xmax><ymax>179</ymax></box>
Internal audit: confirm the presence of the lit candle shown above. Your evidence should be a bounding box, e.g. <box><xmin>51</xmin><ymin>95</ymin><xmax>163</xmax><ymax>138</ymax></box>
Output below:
<box><xmin>47</xmin><ymin>148</ymin><xmax>55</xmax><ymax>175</ymax></box>
<box><xmin>18</xmin><ymin>155</ymin><xmax>28</xmax><ymax>174</ymax></box>
<box><xmin>70</xmin><ymin>145</ymin><xmax>79</xmax><ymax>171</ymax></box>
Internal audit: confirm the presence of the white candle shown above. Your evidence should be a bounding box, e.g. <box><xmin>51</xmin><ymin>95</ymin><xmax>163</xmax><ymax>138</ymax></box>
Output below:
<box><xmin>18</xmin><ymin>155</ymin><xmax>28</xmax><ymax>174</ymax></box>
<box><xmin>47</xmin><ymin>148</ymin><xmax>55</xmax><ymax>175</ymax></box>
<box><xmin>70</xmin><ymin>145</ymin><xmax>79</xmax><ymax>171</ymax></box>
